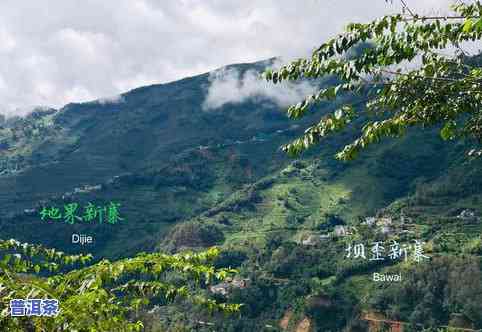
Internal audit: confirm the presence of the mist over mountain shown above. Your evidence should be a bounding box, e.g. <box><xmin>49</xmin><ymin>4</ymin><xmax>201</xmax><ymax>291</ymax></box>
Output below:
<box><xmin>0</xmin><ymin>58</ymin><xmax>476</xmax><ymax>255</ymax></box>
<box><xmin>0</xmin><ymin>60</ymin><xmax>323</xmax><ymax>257</ymax></box>
<box><xmin>1</xmin><ymin>58</ymin><xmax>482</xmax><ymax>330</ymax></box>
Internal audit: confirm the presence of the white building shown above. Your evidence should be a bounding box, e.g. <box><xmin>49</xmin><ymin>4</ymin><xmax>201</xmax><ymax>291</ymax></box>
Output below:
<box><xmin>377</xmin><ymin>216</ymin><xmax>393</xmax><ymax>226</ymax></box>
<box><xmin>334</xmin><ymin>225</ymin><xmax>349</xmax><ymax>237</ymax></box>
<box><xmin>380</xmin><ymin>225</ymin><xmax>393</xmax><ymax>235</ymax></box>
<box><xmin>457</xmin><ymin>209</ymin><xmax>476</xmax><ymax>220</ymax></box>
<box><xmin>364</xmin><ymin>217</ymin><xmax>376</xmax><ymax>226</ymax></box>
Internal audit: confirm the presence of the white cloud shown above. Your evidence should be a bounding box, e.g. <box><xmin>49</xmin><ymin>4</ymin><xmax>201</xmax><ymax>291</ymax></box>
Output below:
<box><xmin>203</xmin><ymin>60</ymin><xmax>318</xmax><ymax>110</ymax></box>
<box><xmin>97</xmin><ymin>94</ymin><xmax>125</xmax><ymax>105</ymax></box>
<box><xmin>0</xmin><ymin>28</ymin><xmax>16</xmax><ymax>54</ymax></box>
<box><xmin>0</xmin><ymin>0</ymin><xmax>459</xmax><ymax>115</ymax></box>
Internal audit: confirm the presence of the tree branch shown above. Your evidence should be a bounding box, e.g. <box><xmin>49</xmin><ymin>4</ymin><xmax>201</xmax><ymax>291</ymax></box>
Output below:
<box><xmin>399</xmin><ymin>0</ymin><xmax>416</xmax><ymax>17</ymax></box>
<box><xmin>403</xmin><ymin>15</ymin><xmax>481</xmax><ymax>21</ymax></box>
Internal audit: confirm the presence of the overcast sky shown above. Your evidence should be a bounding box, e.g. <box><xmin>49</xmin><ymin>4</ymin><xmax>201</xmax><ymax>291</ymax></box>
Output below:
<box><xmin>0</xmin><ymin>0</ymin><xmax>455</xmax><ymax>116</ymax></box>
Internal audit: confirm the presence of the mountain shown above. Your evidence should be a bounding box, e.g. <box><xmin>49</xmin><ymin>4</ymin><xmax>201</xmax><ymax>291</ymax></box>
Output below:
<box><xmin>1</xmin><ymin>59</ymin><xmax>482</xmax><ymax>330</ymax></box>
<box><xmin>0</xmin><ymin>60</ymin><xmax>323</xmax><ymax>258</ymax></box>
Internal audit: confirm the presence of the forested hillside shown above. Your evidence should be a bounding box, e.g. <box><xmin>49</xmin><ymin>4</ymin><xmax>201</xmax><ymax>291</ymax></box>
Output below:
<box><xmin>1</xmin><ymin>57</ymin><xmax>481</xmax><ymax>331</ymax></box>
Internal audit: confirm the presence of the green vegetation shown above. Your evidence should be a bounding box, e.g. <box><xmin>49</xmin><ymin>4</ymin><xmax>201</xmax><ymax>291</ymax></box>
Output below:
<box><xmin>265</xmin><ymin>2</ymin><xmax>482</xmax><ymax>161</ymax></box>
<box><xmin>1</xmin><ymin>2</ymin><xmax>482</xmax><ymax>330</ymax></box>
<box><xmin>2</xmin><ymin>61</ymin><xmax>482</xmax><ymax>330</ymax></box>
<box><xmin>0</xmin><ymin>240</ymin><xmax>239</xmax><ymax>331</ymax></box>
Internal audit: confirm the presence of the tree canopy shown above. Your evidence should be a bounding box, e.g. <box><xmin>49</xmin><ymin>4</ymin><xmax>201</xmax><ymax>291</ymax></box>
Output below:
<box><xmin>265</xmin><ymin>1</ymin><xmax>482</xmax><ymax>160</ymax></box>
<box><xmin>0</xmin><ymin>239</ymin><xmax>239</xmax><ymax>331</ymax></box>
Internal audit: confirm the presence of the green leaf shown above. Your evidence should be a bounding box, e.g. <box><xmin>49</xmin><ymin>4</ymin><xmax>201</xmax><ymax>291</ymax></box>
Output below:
<box><xmin>440</xmin><ymin>121</ymin><xmax>456</xmax><ymax>140</ymax></box>
<box><xmin>475</xmin><ymin>18</ymin><xmax>482</xmax><ymax>32</ymax></box>
<box><xmin>463</xmin><ymin>18</ymin><xmax>474</xmax><ymax>33</ymax></box>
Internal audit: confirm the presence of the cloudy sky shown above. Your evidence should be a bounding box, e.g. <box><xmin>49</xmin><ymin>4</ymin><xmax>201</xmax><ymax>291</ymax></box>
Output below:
<box><xmin>0</xmin><ymin>0</ymin><xmax>454</xmax><ymax>115</ymax></box>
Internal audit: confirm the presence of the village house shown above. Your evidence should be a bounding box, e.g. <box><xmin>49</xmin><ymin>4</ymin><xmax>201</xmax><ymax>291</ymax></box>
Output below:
<box><xmin>377</xmin><ymin>216</ymin><xmax>393</xmax><ymax>226</ymax></box>
<box><xmin>230</xmin><ymin>278</ymin><xmax>249</xmax><ymax>288</ymax></box>
<box><xmin>209</xmin><ymin>277</ymin><xmax>249</xmax><ymax>296</ymax></box>
<box><xmin>334</xmin><ymin>225</ymin><xmax>349</xmax><ymax>237</ymax></box>
<box><xmin>301</xmin><ymin>234</ymin><xmax>331</xmax><ymax>246</ymax></box>
<box><xmin>74</xmin><ymin>184</ymin><xmax>102</xmax><ymax>193</ymax></box>
<box><xmin>23</xmin><ymin>208</ymin><xmax>36</xmax><ymax>215</ymax></box>
<box><xmin>364</xmin><ymin>217</ymin><xmax>376</xmax><ymax>226</ymax></box>
<box><xmin>457</xmin><ymin>209</ymin><xmax>477</xmax><ymax>221</ymax></box>
<box><xmin>380</xmin><ymin>225</ymin><xmax>393</xmax><ymax>235</ymax></box>
<box><xmin>301</xmin><ymin>235</ymin><xmax>318</xmax><ymax>246</ymax></box>
<box><xmin>362</xmin><ymin>215</ymin><xmax>397</xmax><ymax>235</ymax></box>
<box><xmin>209</xmin><ymin>283</ymin><xmax>230</xmax><ymax>296</ymax></box>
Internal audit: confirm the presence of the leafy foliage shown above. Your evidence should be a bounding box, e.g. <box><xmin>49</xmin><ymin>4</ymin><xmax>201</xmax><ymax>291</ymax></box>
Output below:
<box><xmin>265</xmin><ymin>1</ymin><xmax>482</xmax><ymax>160</ymax></box>
<box><xmin>0</xmin><ymin>239</ymin><xmax>239</xmax><ymax>331</ymax></box>
<box><xmin>369</xmin><ymin>256</ymin><xmax>482</xmax><ymax>328</ymax></box>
